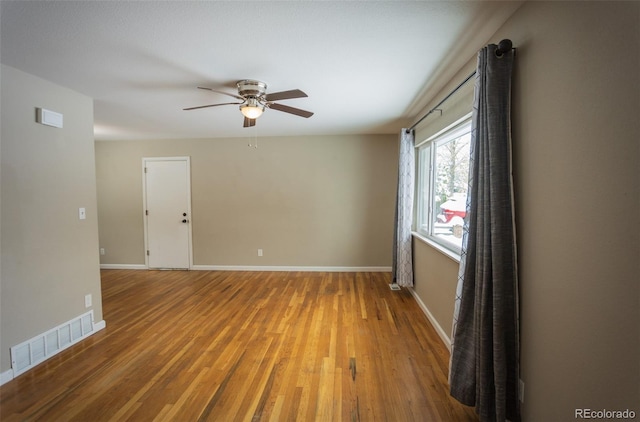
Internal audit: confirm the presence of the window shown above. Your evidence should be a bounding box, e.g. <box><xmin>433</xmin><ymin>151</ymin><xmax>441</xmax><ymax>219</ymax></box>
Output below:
<box><xmin>416</xmin><ymin>116</ymin><xmax>472</xmax><ymax>253</ymax></box>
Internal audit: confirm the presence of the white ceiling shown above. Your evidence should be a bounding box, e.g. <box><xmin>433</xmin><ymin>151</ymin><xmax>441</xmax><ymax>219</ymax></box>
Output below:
<box><xmin>1</xmin><ymin>1</ymin><xmax>522</xmax><ymax>141</ymax></box>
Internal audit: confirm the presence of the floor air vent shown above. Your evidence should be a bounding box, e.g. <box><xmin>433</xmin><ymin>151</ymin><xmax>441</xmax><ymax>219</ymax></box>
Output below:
<box><xmin>10</xmin><ymin>310</ymin><xmax>95</xmax><ymax>377</ymax></box>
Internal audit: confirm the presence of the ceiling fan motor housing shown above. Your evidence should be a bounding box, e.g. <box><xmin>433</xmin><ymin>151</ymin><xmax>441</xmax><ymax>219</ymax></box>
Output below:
<box><xmin>237</xmin><ymin>80</ymin><xmax>267</xmax><ymax>99</ymax></box>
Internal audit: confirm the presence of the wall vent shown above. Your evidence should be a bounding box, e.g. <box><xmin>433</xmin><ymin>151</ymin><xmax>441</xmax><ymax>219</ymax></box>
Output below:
<box><xmin>10</xmin><ymin>310</ymin><xmax>96</xmax><ymax>377</ymax></box>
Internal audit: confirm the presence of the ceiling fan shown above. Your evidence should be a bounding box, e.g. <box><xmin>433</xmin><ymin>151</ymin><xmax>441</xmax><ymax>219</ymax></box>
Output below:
<box><xmin>184</xmin><ymin>79</ymin><xmax>314</xmax><ymax>127</ymax></box>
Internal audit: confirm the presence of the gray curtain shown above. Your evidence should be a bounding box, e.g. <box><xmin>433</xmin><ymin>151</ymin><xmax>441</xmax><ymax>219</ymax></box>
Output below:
<box><xmin>449</xmin><ymin>43</ymin><xmax>519</xmax><ymax>422</ymax></box>
<box><xmin>392</xmin><ymin>129</ymin><xmax>414</xmax><ymax>287</ymax></box>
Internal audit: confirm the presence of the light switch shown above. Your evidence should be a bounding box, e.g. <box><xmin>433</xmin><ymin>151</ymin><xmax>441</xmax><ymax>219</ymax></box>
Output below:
<box><xmin>79</xmin><ymin>207</ymin><xmax>86</xmax><ymax>220</ymax></box>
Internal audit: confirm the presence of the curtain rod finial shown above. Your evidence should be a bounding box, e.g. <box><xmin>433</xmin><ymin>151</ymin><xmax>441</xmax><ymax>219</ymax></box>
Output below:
<box><xmin>497</xmin><ymin>39</ymin><xmax>513</xmax><ymax>56</ymax></box>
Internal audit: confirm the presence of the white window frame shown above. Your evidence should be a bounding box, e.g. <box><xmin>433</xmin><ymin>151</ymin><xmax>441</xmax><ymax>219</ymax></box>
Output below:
<box><xmin>415</xmin><ymin>113</ymin><xmax>472</xmax><ymax>255</ymax></box>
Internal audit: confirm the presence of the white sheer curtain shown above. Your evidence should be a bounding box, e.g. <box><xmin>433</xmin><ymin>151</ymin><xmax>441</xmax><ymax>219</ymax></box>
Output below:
<box><xmin>392</xmin><ymin>129</ymin><xmax>414</xmax><ymax>287</ymax></box>
<box><xmin>449</xmin><ymin>41</ymin><xmax>520</xmax><ymax>422</ymax></box>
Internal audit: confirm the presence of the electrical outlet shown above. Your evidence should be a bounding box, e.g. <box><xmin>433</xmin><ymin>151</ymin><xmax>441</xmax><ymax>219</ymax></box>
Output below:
<box><xmin>257</xmin><ymin>249</ymin><xmax>263</xmax><ymax>257</ymax></box>
<box><xmin>85</xmin><ymin>294</ymin><xmax>92</xmax><ymax>308</ymax></box>
<box><xmin>100</xmin><ymin>248</ymin><xmax>106</xmax><ymax>256</ymax></box>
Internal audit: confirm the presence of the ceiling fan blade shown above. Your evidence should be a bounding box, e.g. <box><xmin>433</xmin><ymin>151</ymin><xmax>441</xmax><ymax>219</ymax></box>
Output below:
<box><xmin>264</xmin><ymin>89</ymin><xmax>308</xmax><ymax>102</ymax></box>
<box><xmin>183</xmin><ymin>102</ymin><xmax>242</xmax><ymax>111</ymax></box>
<box><xmin>197</xmin><ymin>86</ymin><xmax>244</xmax><ymax>101</ymax></box>
<box><xmin>243</xmin><ymin>117</ymin><xmax>256</xmax><ymax>127</ymax></box>
<box><xmin>268</xmin><ymin>102</ymin><xmax>314</xmax><ymax>118</ymax></box>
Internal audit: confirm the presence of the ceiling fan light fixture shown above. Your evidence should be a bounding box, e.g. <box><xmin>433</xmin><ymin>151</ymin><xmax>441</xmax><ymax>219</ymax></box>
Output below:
<box><xmin>185</xmin><ymin>80</ymin><xmax>313</xmax><ymax>127</ymax></box>
<box><xmin>240</xmin><ymin>98</ymin><xmax>265</xmax><ymax>119</ymax></box>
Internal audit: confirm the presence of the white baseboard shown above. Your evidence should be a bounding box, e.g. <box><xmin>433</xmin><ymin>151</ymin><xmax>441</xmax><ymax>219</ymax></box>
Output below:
<box><xmin>100</xmin><ymin>264</ymin><xmax>147</xmax><ymax>270</ymax></box>
<box><xmin>99</xmin><ymin>264</ymin><xmax>391</xmax><ymax>272</ymax></box>
<box><xmin>93</xmin><ymin>320</ymin><xmax>107</xmax><ymax>331</ymax></box>
<box><xmin>191</xmin><ymin>265</ymin><xmax>392</xmax><ymax>272</ymax></box>
<box><xmin>408</xmin><ymin>287</ymin><xmax>452</xmax><ymax>351</ymax></box>
<box><xmin>0</xmin><ymin>369</ymin><xmax>14</xmax><ymax>386</ymax></box>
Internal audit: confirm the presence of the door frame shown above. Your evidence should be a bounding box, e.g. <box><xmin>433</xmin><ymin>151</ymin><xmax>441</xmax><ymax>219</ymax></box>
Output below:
<box><xmin>142</xmin><ymin>156</ymin><xmax>193</xmax><ymax>270</ymax></box>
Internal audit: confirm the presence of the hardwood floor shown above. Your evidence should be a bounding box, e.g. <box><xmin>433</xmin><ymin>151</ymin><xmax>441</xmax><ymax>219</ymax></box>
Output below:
<box><xmin>0</xmin><ymin>270</ymin><xmax>477</xmax><ymax>421</ymax></box>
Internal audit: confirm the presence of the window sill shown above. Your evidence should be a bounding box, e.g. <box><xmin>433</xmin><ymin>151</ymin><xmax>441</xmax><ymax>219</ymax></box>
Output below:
<box><xmin>411</xmin><ymin>232</ymin><xmax>461</xmax><ymax>263</ymax></box>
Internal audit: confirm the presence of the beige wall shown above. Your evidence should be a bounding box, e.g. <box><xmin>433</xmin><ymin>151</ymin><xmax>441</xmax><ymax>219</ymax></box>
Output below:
<box><xmin>411</xmin><ymin>1</ymin><xmax>639</xmax><ymax>420</ymax></box>
<box><xmin>95</xmin><ymin>134</ymin><xmax>398</xmax><ymax>268</ymax></box>
<box><xmin>412</xmin><ymin>238</ymin><xmax>460</xmax><ymax>346</ymax></box>
<box><xmin>0</xmin><ymin>65</ymin><xmax>103</xmax><ymax>372</ymax></box>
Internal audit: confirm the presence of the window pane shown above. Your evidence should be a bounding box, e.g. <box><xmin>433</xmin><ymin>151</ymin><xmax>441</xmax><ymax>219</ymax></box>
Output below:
<box><xmin>417</xmin><ymin>146</ymin><xmax>431</xmax><ymax>234</ymax></box>
<box><xmin>433</xmin><ymin>132</ymin><xmax>470</xmax><ymax>249</ymax></box>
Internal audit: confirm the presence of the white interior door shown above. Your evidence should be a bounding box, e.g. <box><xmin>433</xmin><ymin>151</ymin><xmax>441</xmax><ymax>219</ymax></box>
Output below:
<box><xmin>144</xmin><ymin>157</ymin><xmax>192</xmax><ymax>269</ymax></box>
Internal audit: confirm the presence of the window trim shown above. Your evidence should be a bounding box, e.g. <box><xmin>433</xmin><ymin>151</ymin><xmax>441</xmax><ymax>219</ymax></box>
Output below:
<box><xmin>411</xmin><ymin>231</ymin><xmax>462</xmax><ymax>262</ymax></box>
<box><xmin>415</xmin><ymin>113</ymin><xmax>472</xmax><ymax>255</ymax></box>
<box><xmin>415</xmin><ymin>113</ymin><xmax>473</xmax><ymax>149</ymax></box>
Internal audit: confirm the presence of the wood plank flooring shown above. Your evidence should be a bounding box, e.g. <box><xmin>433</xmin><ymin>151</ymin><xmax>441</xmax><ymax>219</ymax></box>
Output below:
<box><xmin>0</xmin><ymin>270</ymin><xmax>477</xmax><ymax>421</ymax></box>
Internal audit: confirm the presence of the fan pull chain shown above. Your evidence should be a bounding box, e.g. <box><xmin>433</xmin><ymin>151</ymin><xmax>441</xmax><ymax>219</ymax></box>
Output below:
<box><xmin>248</xmin><ymin>126</ymin><xmax>258</xmax><ymax>148</ymax></box>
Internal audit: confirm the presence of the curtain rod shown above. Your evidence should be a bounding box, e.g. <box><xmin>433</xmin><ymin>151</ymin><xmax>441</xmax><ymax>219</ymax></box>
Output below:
<box><xmin>406</xmin><ymin>39</ymin><xmax>513</xmax><ymax>134</ymax></box>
